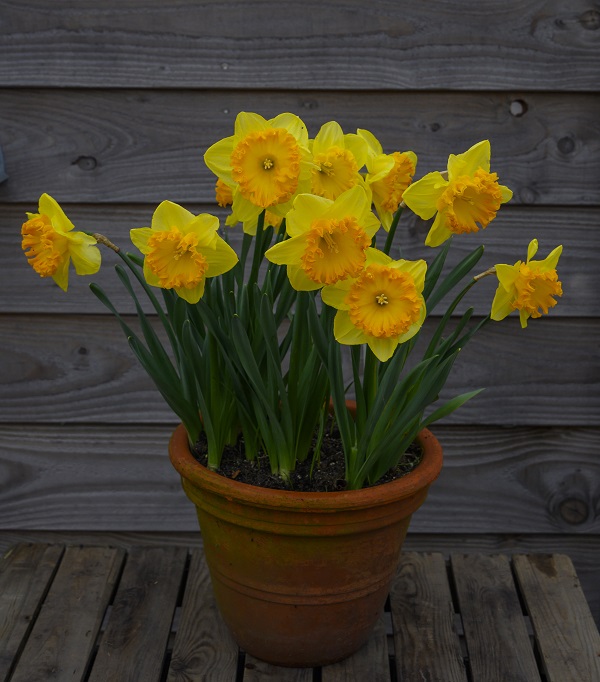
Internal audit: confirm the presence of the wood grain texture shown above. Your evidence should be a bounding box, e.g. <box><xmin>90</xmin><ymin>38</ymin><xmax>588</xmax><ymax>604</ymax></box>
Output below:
<box><xmin>0</xmin><ymin>532</ymin><xmax>598</xmax><ymax>629</ymax></box>
<box><xmin>9</xmin><ymin>545</ymin><xmax>124</xmax><ymax>682</ymax></box>
<box><xmin>89</xmin><ymin>546</ymin><xmax>188</xmax><ymax>682</ymax></box>
<box><xmin>451</xmin><ymin>553</ymin><xmax>541</xmax><ymax>682</ymax></box>
<box><xmin>0</xmin><ymin>90</ymin><xmax>598</xmax><ymax>205</ymax></box>
<box><xmin>167</xmin><ymin>549</ymin><xmax>239</xmax><ymax>682</ymax></box>
<box><xmin>3</xmin><ymin>204</ymin><xmax>594</xmax><ymax>316</ymax></box>
<box><xmin>0</xmin><ymin>544</ymin><xmax>63</xmax><ymax>681</ymax></box>
<box><xmin>513</xmin><ymin>554</ymin><xmax>600</xmax><ymax>682</ymax></box>
<box><xmin>243</xmin><ymin>656</ymin><xmax>313</xmax><ymax>682</ymax></box>
<box><xmin>0</xmin><ymin>1</ymin><xmax>598</xmax><ymax>90</ymax></box>
<box><xmin>0</xmin><ymin>424</ymin><xmax>598</xmax><ymax>534</ymax></box>
<box><xmin>0</xmin><ymin>315</ymin><xmax>596</xmax><ymax>426</ymax></box>
<box><xmin>390</xmin><ymin>553</ymin><xmax>466</xmax><ymax>682</ymax></box>
<box><xmin>321</xmin><ymin>615</ymin><xmax>390</xmax><ymax>681</ymax></box>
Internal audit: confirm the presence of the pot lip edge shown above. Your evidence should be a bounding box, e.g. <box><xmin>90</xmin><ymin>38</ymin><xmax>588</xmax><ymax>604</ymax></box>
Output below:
<box><xmin>169</xmin><ymin>423</ymin><xmax>443</xmax><ymax>510</ymax></box>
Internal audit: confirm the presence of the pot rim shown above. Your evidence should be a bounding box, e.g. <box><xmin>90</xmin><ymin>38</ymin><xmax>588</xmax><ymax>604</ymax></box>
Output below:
<box><xmin>169</xmin><ymin>422</ymin><xmax>443</xmax><ymax>512</ymax></box>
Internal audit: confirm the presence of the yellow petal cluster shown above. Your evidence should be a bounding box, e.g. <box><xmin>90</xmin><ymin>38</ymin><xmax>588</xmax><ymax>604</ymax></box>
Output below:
<box><xmin>402</xmin><ymin>140</ymin><xmax>512</xmax><ymax>247</ymax></box>
<box><xmin>130</xmin><ymin>201</ymin><xmax>238</xmax><ymax>304</ymax></box>
<box><xmin>491</xmin><ymin>239</ymin><xmax>563</xmax><ymax>328</ymax></box>
<box><xmin>204</xmin><ymin>112</ymin><xmax>312</xmax><ymax>233</ymax></box>
<box><xmin>322</xmin><ymin>249</ymin><xmax>427</xmax><ymax>362</ymax></box>
<box><xmin>264</xmin><ymin>186</ymin><xmax>379</xmax><ymax>291</ymax></box>
<box><xmin>21</xmin><ymin>193</ymin><xmax>101</xmax><ymax>291</ymax></box>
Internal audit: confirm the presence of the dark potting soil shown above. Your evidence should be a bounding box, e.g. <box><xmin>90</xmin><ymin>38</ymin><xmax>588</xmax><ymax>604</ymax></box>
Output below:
<box><xmin>191</xmin><ymin>423</ymin><xmax>422</xmax><ymax>493</ymax></box>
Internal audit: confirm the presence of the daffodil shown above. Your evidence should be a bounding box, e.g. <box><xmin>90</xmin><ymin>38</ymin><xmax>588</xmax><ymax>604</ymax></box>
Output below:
<box><xmin>491</xmin><ymin>239</ymin><xmax>563</xmax><ymax>328</ymax></box>
<box><xmin>310</xmin><ymin>121</ymin><xmax>368</xmax><ymax>200</ymax></box>
<box><xmin>204</xmin><ymin>112</ymin><xmax>312</xmax><ymax>232</ymax></box>
<box><xmin>321</xmin><ymin>249</ymin><xmax>427</xmax><ymax>362</ymax></box>
<box><xmin>130</xmin><ymin>201</ymin><xmax>238</xmax><ymax>304</ymax></box>
<box><xmin>358</xmin><ymin>128</ymin><xmax>417</xmax><ymax>230</ymax></box>
<box><xmin>264</xmin><ymin>185</ymin><xmax>380</xmax><ymax>291</ymax></box>
<box><xmin>215</xmin><ymin>178</ymin><xmax>234</xmax><ymax>208</ymax></box>
<box><xmin>21</xmin><ymin>193</ymin><xmax>101</xmax><ymax>291</ymax></box>
<box><xmin>402</xmin><ymin>140</ymin><xmax>512</xmax><ymax>247</ymax></box>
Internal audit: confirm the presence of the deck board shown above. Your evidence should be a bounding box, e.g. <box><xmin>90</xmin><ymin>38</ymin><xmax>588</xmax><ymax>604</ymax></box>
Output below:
<box><xmin>3</xmin><ymin>543</ymin><xmax>598</xmax><ymax>680</ymax></box>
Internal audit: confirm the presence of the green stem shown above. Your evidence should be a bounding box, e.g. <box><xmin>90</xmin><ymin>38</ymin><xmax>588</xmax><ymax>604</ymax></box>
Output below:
<box><xmin>248</xmin><ymin>210</ymin><xmax>267</xmax><ymax>287</ymax></box>
<box><xmin>383</xmin><ymin>205</ymin><xmax>404</xmax><ymax>256</ymax></box>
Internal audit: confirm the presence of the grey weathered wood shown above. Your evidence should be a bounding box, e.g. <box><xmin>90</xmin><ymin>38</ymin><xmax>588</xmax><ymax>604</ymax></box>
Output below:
<box><xmin>451</xmin><ymin>554</ymin><xmax>541</xmax><ymax>682</ymax></box>
<box><xmin>3</xmin><ymin>203</ymin><xmax>593</xmax><ymax>316</ymax></box>
<box><xmin>9</xmin><ymin>545</ymin><xmax>124</xmax><ymax>682</ymax></box>
<box><xmin>0</xmin><ymin>424</ymin><xmax>599</xmax><ymax>535</ymax></box>
<box><xmin>0</xmin><ymin>90</ymin><xmax>598</xmax><ymax>205</ymax></box>
<box><xmin>390</xmin><ymin>553</ymin><xmax>466</xmax><ymax>682</ymax></box>
<box><xmin>0</xmin><ymin>316</ymin><xmax>596</xmax><ymax>426</ymax></box>
<box><xmin>0</xmin><ymin>1</ymin><xmax>598</xmax><ymax>90</ymax></box>
<box><xmin>513</xmin><ymin>554</ymin><xmax>600</xmax><ymax>682</ymax></box>
<box><xmin>88</xmin><ymin>546</ymin><xmax>188</xmax><ymax>682</ymax></box>
<box><xmin>243</xmin><ymin>656</ymin><xmax>313</xmax><ymax>682</ymax></box>
<box><xmin>0</xmin><ymin>544</ymin><xmax>63</xmax><ymax>680</ymax></box>
<box><xmin>321</xmin><ymin>615</ymin><xmax>390</xmax><ymax>681</ymax></box>
<box><xmin>167</xmin><ymin>549</ymin><xmax>238</xmax><ymax>682</ymax></box>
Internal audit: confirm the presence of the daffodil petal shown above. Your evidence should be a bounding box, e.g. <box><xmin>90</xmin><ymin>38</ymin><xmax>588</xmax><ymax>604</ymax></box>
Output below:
<box><xmin>519</xmin><ymin>309</ymin><xmax>530</xmax><ymax>328</ymax></box>
<box><xmin>495</xmin><ymin>263</ymin><xmax>520</xmax><ymax>291</ymax></box>
<box><xmin>500</xmin><ymin>184</ymin><xmax>513</xmax><ymax>203</ymax></box>
<box><xmin>287</xmin><ymin>264</ymin><xmax>322</xmax><ymax>291</ymax></box>
<box><xmin>130</xmin><ymin>227</ymin><xmax>154</xmax><ymax>254</ymax></box>
<box><xmin>264</xmin><ymin>234</ymin><xmax>308</xmax><ymax>265</ymax></box>
<box><xmin>537</xmin><ymin>244</ymin><xmax>563</xmax><ymax>272</ymax></box>
<box><xmin>52</xmin><ymin>256</ymin><xmax>70</xmax><ymax>291</ymax></box>
<box><xmin>357</xmin><ymin>128</ymin><xmax>383</xmax><ymax>156</ymax></box>
<box><xmin>367</xmin><ymin>336</ymin><xmax>398</xmax><ymax>362</ymax></box>
<box><xmin>321</xmin><ymin>279</ymin><xmax>353</xmax><ymax>310</ymax></box>
<box><xmin>402</xmin><ymin>172</ymin><xmax>448</xmax><ymax>220</ymax></box>
<box><xmin>323</xmin><ymin>185</ymin><xmax>370</xmax><ymax>224</ymax></box>
<box><xmin>448</xmin><ymin>140</ymin><xmax>490</xmax><ymax>179</ymax></box>
<box><xmin>391</xmin><ymin>259</ymin><xmax>427</xmax><ymax>293</ymax></box>
<box><xmin>365</xmin><ymin>247</ymin><xmax>392</xmax><ymax>267</ymax></box>
<box><xmin>143</xmin><ymin>259</ymin><xmax>161</xmax><ymax>287</ymax></box>
<box><xmin>270</xmin><ymin>113</ymin><xmax>309</xmax><ymax>146</ymax></box>
<box><xmin>424</xmin><ymin>211</ymin><xmax>453</xmax><ymax>247</ymax></box>
<box><xmin>152</xmin><ymin>201</ymin><xmax>195</xmax><ymax>232</ymax></box>
<box><xmin>204</xmin><ymin>239</ymin><xmax>239</xmax><ymax>277</ymax></box>
<box><xmin>527</xmin><ymin>239</ymin><xmax>539</xmax><ymax>262</ymax></box>
<box><xmin>175</xmin><ymin>279</ymin><xmax>206</xmax><ymax>304</ymax></box>
<box><xmin>187</xmin><ymin>213</ymin><xmax>220</xmax><ymax>248</ymax></box>
<box><xmin>490</xmin><ymin>284</ymin><xmax>515</xmax><ymax>321</ymax></box>
<box><xmin>204</xmin><ymin>136</ymin><xmax>235</xmax><ymax>183</ymax></box>
<box><xmin>287</xmin><ymin>194</ymin><xmax>332</xmax><ymax>236</ymax></box>
<box><xmin>313</xmin><ymin>121</ymin><xmax>344</xmax><ymax>155</ymax></box>
<box><xmin>39</xmin><ymin>194</ymin><xmax>74</xmax><ymax>234</ymax></box>
<box><xmin>235</xmin><ymin>112</ymin><xmax>268</xmax><ymax>139</ymax></box>
<box><xmin>69</xmin><ymin>235</ymin><xmax>102</xmax><ymax>275</ymax></box>
<box><xmin>344</xmin><ymin>133</ymin><xmax>369</xmax><ymax>169</ymax></box>
<box><xmin>334</xmin><ymin>311</ymin><xmax>368</xmax><ymax>344</ymax></box>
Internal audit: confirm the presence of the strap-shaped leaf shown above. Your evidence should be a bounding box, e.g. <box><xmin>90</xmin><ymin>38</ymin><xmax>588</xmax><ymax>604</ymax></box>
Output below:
<box><xmin>426</xmin><ymin>244</ymin><xmax>484</xmax><ymax>312</ymax></box>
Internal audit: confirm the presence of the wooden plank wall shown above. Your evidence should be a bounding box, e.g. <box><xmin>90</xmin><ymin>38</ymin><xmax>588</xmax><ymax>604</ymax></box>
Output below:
<box><xmin>0</xmin><ymin>1</ymin><xmax>599</xmax><ymax>614</ymax></box>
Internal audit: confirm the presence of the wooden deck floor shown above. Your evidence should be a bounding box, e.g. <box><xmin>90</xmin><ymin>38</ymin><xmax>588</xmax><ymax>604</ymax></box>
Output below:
<box><xmin>1</xmin><ymin>543</ymin><xmax>599</xmax><ymax>682</ymax></box>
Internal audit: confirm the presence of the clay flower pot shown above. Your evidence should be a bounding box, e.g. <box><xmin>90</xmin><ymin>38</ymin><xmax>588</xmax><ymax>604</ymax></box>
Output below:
<box><xmin>169</xmin><ymin>420</ymin><xmax>443</xmax><ymax>667</ymax></box>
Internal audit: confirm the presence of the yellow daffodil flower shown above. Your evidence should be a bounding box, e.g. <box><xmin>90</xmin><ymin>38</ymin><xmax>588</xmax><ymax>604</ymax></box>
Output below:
<box><xmin>310</xmin><ymin>121</ymin><xmax>368</xmax><ymax>200</ymax></box>
<box><xmin>21</xmin><ymin>193</ymin><xmax>101</xmax><ymax>291</ymax></box>
<box><xmin>130</xmin><ymin>200</ymin><xmax>238</xmax><ymax>304</ymax></box>
<box><xmin>491</xmin><ymin>239</ymin><xmax>563</xmax><ymax>328</ymax></box>
<box><xmin>264</xmin><ymin>185</ymin><xmax>380</xmax><ymax>291</ymax></box>
<box><xmin>321</xmin><ymin>249</ymin><xmax>427</xmax><ymax>362</ymax></box>
<box><xmin>402</xmin><ymin>140</ymin><xmax>512</xmax><ymax>247</ymax></box>
<box><xmin>204</xmin><ymin>111</ymin><xmax>312</xmax><ymax>232</ymax></box>
<box><xmin>358</xmin><ymin>128</ymin><xmax>417</xmax><ymax>230</ymax></box>
<box><xmin>215</xmin><ymin>178</ymin><xmax>234</xmax><ymax>208</ymax></box>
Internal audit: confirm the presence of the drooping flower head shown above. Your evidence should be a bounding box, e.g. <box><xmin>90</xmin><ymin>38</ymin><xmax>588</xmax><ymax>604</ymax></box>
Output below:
<box><xmin>130</xmin><ymin>201</ymin><xmax>238</xmax><ymax>304</ymax></box>
<box><xmin>358</xmin><ymin>128</ymin><xmax>417</xmax><ymax>230</ymax></box>
<box><xmin>264</xmin><ymin>185</ymin><xmax>380</xmax><ymax>291</ymax></box>
<box><xmin>321</xmin><ymin>249</ymin><xmax>427</xmax><ymax>362</ymax></box>
<box><xmin>402</xmin><ymin>140</ymin><xmax>512</xmax><ymax>247</ymax></box>
<box><xmin>310</xmin><ymin>121</ymin><xmax>368</xmax><ymax>200</ymax></box>
<box><xmin>204</xmin><ymin>112</ymin><xmax>312</xmax><ymax>231</ymax></box>
<box><xmin>21</xmin><ymin>193</ymin><xmax>101</xmax><ymax>291</ymax></box>
<box><xmin>491</xmin><ymin>239</ymin><xmax>563</xmax><ymax>328</ymax></box>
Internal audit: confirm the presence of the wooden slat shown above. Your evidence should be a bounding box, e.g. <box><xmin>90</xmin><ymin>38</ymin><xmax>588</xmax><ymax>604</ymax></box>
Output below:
<box><xmin>513</xmin><ymin>554</ymin><xmax>600</xmax><ymax>682</ymax></box>
<box><xmin>0</xmin><ymin>315</ymin><xmax>596</xmax><ymax>426</ymax></box>
<box><xmin>390</xmin><ymin>553</ymin><xmax>466</xmax><ymax>682</ymax></box>
<box><xmin>0</xmin><ymin>544</ymin><xmax>63</xmax><ymax>680</ymax></box>
<box><xmin>88</xmin><ymin>546</ymin><xmax>188</xmax><ymax>682</ymax></box>
<box><xmin>243</xmin><ymin>656</ymin><xmax>312</xmax><ymax>682</ymax></box>
<box><xmin>0</xmin><ymin>90</ymin><xmax>598</xmax><ymax>205</ymax></box>
<box><xmin>9</xmin><ymin>545</ymin><xmax>124</xmax><ymax>682</ymax></box>
<box><xmin>3</xmin><ymin>204</ymin><xmax>594</xmax><ymax>316</ymax></box>
<box><xmin>0</xmin><ymin>1</ymin><xmax>598</xmax><ymax>90</ymax></box>
<box><xmin>321</xmin><ymin>615</ymin><xmax>390</xmax><ymax>681</ymax></box>
<box><xmin>451</xmin><ymin>554</ymin><xmax>541</xmax><ymax>682</ymax></box>
<box><xmin>0</xmin><ymin>424</ymin><xmax>599</xmax><ymax>535</ymax></box>
<box><xmin>0</xmin><ymin>532</ymin><xmax>598</xmax><ymax>631</ymax></box>
<box><xmin>167</xmin><ymin>549</ymin><xmax>238</xmax><ymax>682</ymax></box>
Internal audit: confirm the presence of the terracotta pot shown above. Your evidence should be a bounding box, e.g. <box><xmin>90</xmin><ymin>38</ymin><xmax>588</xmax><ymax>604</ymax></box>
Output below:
<box><xmin>169</xmin><ymin>414</ymin><xmax>443</xmax><ymax>668</ymax></box>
